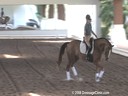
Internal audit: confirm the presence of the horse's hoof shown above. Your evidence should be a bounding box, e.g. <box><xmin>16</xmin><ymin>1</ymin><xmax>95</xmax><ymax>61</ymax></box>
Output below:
<box><xmin>77</xmin><ymin>78</ymin><xmax>83</xmax><ymax>82</ymax></box>
<box><xmin>95</xmin><ymin>78</ymin><xmax>100</xmax><ymax>82</ymax></box>
<box><xmin>75</xmin><ymin>77</ymin><xmax>83</xmax><ymax>82</ymax></box>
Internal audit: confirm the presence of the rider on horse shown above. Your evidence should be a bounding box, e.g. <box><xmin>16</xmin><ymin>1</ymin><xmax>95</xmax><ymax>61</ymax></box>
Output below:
<box><xmin>84</xmin><ymin>14</ymin><xmax>97</xmax><ymax>55</ymax></box>
<box><xmin>0</xmin><ymin>8</ymin><xmax>10</xmax><ymax>27</ymax></box>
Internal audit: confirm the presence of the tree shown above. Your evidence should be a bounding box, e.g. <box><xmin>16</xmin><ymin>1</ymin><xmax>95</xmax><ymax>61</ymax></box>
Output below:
<box><xmin>100</xmin><ymin>0</ymin><xmax>128</xmax><ymax>39</ymax></box>
<box><xmin>123</xmin><ymin>0</ymin><xmax>128</xmax><ymax>39</ymax></box>
<box><xmin>100</xmin><ymin>0</ymin><xmax>114</xmax><ymax>38</ymax></box>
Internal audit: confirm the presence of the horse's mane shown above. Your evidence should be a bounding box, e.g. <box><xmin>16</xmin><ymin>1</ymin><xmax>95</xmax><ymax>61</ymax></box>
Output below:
<box><xmin>95</xmin><ymin>38</ymin><xmax>112</xmax><ymax>46</ymax></box>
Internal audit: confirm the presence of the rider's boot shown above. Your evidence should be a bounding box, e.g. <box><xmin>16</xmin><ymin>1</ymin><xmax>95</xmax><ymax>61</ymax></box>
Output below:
<box><xmin>85</xmin><ymin>44</ymin><xmax>91</xmax><ymax>61</ymax></box>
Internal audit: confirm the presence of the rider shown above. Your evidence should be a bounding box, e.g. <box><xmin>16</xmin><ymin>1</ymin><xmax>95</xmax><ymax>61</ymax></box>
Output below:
<box><xmin>1</xmin><ymin>8</ymin><xmax>4</xmax><ymax>17</ymax></box>
<box><xmin>84</xmin><ymin>14</ymin><xmax>97</xmax><ymax>54</ymax></box>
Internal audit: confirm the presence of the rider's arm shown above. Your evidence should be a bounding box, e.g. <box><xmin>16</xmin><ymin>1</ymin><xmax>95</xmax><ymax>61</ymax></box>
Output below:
<box><xmin>92</xmin><ymin>31</ymin><xmax>98</xmax><ymax>38</ymax></box>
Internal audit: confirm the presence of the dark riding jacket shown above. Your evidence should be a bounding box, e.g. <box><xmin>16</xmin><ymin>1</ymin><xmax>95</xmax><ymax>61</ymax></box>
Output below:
<box><xmin>84</xmin><ymin>22</ymin><xmax>93</xmax><ymax>36</ymax></box>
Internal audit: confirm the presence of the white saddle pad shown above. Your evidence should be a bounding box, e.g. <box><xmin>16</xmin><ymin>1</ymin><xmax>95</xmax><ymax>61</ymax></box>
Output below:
<box><xmin>80</xmin><ymin>42</ymin><xmax>86</xmax><ymax>54</ymax></box>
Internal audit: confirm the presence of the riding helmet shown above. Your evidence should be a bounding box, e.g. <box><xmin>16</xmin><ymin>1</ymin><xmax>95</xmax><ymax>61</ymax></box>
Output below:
<box><xmin>86</xmin><ymin>14</ymin><xmax>91</xmax><ymax>20</ymax></box>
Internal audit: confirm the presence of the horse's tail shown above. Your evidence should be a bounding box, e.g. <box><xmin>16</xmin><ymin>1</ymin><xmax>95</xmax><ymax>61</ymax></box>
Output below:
<box><xmin>57</xmin><ymin>42</ymin><xmax>69</xmax><ymax>66</ymax></box>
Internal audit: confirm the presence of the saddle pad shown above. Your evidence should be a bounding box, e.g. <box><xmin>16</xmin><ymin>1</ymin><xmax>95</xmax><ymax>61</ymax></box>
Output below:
<box><xmin>80</xmin><ymin>42</ymin><xmax>86</xmax><ymax>54</ymax></box>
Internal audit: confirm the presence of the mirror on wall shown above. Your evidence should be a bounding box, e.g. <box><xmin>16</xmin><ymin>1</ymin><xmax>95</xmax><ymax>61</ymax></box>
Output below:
<box><xmin>0</xmin><ymin>4</ymin><xmax>67</xmax><ymax>31</ymax></box>
<box><xmin>0</xmin><ymin>4</ymin><xmax>96</xmax><ymax>37</ymax></box>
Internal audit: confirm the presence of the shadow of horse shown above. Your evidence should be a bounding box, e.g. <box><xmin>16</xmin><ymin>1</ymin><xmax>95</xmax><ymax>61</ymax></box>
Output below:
<box><xmin>57</xmin><ymin>38</ymin><xmax>114</xmax><ymax>82</ymax></box>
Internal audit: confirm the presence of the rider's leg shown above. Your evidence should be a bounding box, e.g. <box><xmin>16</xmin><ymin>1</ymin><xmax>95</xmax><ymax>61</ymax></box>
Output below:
<box><xmin>85</xmin><ymin>35</ymin><xmax>91</xmax><ymax>47</ymax></box>
<box><xmin>85</xmin><ymin>35</ymin><xmax>91</xmax><ymax>54</ymax></box>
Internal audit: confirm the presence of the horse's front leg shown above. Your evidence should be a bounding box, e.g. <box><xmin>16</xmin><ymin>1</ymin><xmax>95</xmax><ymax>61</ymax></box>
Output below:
<box><xmin>99</xmin><ymin>69</ymin><xmax>104</xmax><ymax>79</ymax></box>
<box><xmin>95</xmin><ymin>66</ymin><xmax>100</xmax><ymax>82</ymax></box>
<box><xmin>95</xmin><ymin>63</ymin><xmax>104</xmax><ymax>82</ymax></box>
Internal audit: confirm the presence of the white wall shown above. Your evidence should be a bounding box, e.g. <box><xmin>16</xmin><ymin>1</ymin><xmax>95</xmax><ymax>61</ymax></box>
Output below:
<box><xmin>40</xmin><ymin>5</ymin><xmax>98</xmax><ymax>39</ymax></box>
<box><xmin>13</xmin><ymin>5</ymin><xmax>39</xmax><ymax>27</ymax></box>
<box><xmin>13</xmin><ymin>6</ymin><xmax>27</xmax><ymax>27</ymax></box>
<box><xmin>0</xmin><ymin>0</ymin><xmax>98</xmax><ymax>5</ymax></box>
<box><xmin>66</xmin><ymin>5</ymin><xmax>97</xmax><ymax>39</ymax></box>
<box><xmin>0</xmin><ymin>0</ymin><xmax>100</xmax><ymax>39</ymax></box>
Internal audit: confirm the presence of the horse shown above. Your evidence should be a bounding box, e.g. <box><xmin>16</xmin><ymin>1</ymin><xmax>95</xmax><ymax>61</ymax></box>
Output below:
<box><xmin>57</xmin><ymin>38</ymin><xmax>113</xmax><ymax>82</ymax></box>
<box><xmin>0</xmin><ymin>16</ymin><xmax>10</xmax><ymax>27</ymax></box>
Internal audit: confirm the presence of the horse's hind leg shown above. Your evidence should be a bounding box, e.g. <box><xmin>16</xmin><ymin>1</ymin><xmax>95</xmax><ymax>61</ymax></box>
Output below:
<box><xmin>66</xmin><ymin>63</ymin><xmax>72</xmax><ymax>80</ymax></box>
<box><xmin>70</xmin><ymin>57</ymin><xmax>84</xmax><ymax>81</ymax></box>
<box><xmin>71</xmin><ymin>66</ymin><xmax>78</xmax><ymax>76</ymax></box>
<box><xmin>66</xmin><ymin>61</ymin><xmax>77</xmax><ymax>80</ymax></box>
<box><xmin>65</xmin><ymin>54</ymin><xmax>78</xmax><ymax>80</ymax></box>
<box><xmin>65</xmin><ymin>56</ymin><xmax>73</xmax><ymax>80</ymax></box>
<box><xmin>66</xmin><ymin>64</ymin><xmax>78</xmax><ymax>80</ymax></box>
<box><xmin>71</xmin><ymin>56</ymin><xmax>80</xmax><ymax>76</ymax></box>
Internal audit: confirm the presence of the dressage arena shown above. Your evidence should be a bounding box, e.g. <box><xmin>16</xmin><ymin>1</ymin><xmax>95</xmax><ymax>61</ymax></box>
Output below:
<box><xmin>0</xmin><ymin>38</ymin><xmax>127</xmax><ymax>96</ymax></box>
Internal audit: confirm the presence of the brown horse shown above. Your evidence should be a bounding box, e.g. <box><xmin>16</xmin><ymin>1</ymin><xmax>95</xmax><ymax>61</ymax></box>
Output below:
<box><xmin>0</xmin><ymin>16</ymin><xmax>10</xmax><ymax>25</ymax></box>
<box><xmin>57</xmin><ymin>38</ymin><xmax>113</xmax><ymax>82</ymax></box>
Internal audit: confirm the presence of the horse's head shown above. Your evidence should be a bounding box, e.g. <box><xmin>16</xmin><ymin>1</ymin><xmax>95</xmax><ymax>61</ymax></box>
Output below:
<box><xmin>0</xmin><ymin>16</ymin><xmax>10</xmax><ymax>24</ymax></box>
<box><xmin>105</xmin><ymin>44</ymin><xmax>114</xmax><ymax>61</ymax></box>
<box><xmin>95</xmin><ymin>38</ymin><xmax>114</xmax><ymax>61</ymax></box>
